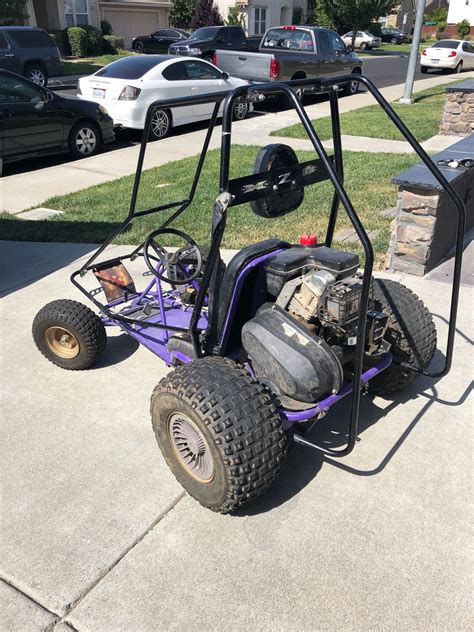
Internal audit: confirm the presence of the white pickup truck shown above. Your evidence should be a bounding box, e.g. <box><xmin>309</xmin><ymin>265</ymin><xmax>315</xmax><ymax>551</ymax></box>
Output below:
<box><xmin>214</xmin><ymin>26</ymin><xmax>363</xmax><ymax>96</ymax></box>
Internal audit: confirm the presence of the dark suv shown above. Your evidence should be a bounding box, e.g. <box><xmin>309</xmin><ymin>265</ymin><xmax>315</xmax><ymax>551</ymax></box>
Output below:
<box><xmin>0</xmin><ymin>27</ymin><xmax>63</xmax><ymax>87</ymax></box>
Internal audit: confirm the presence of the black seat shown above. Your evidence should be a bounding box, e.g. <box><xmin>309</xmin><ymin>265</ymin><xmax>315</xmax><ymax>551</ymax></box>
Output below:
<box><xmin>214</xmin><ymin>239</ymin><xmax>290</xmax><ymax>342</ymax></box>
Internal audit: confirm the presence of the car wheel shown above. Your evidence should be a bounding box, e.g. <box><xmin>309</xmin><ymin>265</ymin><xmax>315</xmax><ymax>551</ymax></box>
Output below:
<box><xmin>391</xmin><ymin>37</ymin><xmax>398</xmax><ymax>45</ymax></box>
<box><xmin>203</xmin><ymin>53</ymin><xmax>214</xmax><ymax>63</ymax></box>
<box><xmin>25</xmin><ymin>63</ymin><xmax>47</xmax><ymax>87</ymax></box>
<box><xmin>454</xmin><ymin>61</ymin><xmax>463</xmax><ymax>74</ymax></box>
<box><xmin>149</xmin><ymin>108</ymin><xmax>171</xmax><ymax>140</ymax></box>
<box><xmin>342</xmin><ymin>69</ymin><xmax>361</xmax><ymax>96</ymax></box>
<box><xmin>134</xmin><ymin>40</ymin><xmax>145</xmax><ymax>53</ymax></box>
<box><xmin>233</xmin><ymin>101</ymin><xmax>249</xmax><ymax>120</ymax></box>
<box><xmin>68</xmin><ymin>122</ymin><xmax>100</xmax><ymax>159</ymax></box>
<box><xmin>420</xmin><ymin>66</ymin><xmax>428</xmax><ymax>74</ymax></box>
<box><xmin>360</xmin><ymin>42</ymin><xmax>367</xmax><ymax>50</ymax></box>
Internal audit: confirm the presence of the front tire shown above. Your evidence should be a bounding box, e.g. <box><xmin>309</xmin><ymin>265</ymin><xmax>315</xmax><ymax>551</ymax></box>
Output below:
<box><xmin>134</xmin><ymin>40</ymin><xmax>145</xmax><ymax>53</ymax></box>
<box><xmin>150</xmin><ymin>357</ymin><xmax>287</xmax><ymax>513</ymax></box>
<box><xmin>368</xmin><ymin>280</ymin><xmax>436</xmax><ymax>396</ymax></box>
<box><xmin>25</xmin><ymin>63</ymin><xmax>47</xmax><ymax>86</ymax></box>
<box><xmin>342</xmin><ymin>69</ymin><xmax>361</xmax><ymax>96</ymax></box>
<box><xmin>68</xmin><ymin>121</ymin><xmax>100</xmax><ymax>158</ymax></box>
<box><xmin>149</xmin><ymin>108</ymin><xmax>171</xmax><ymax>140</ymax></box>
<box><xmin>233</xmin><ymin>101</ymin><xmax>249</xmax><ymax>120</ymax></box>
<box><xmin>33</xmin><ymin>299</ymin><xmax>107</xmax><ymax>370</ymax></box>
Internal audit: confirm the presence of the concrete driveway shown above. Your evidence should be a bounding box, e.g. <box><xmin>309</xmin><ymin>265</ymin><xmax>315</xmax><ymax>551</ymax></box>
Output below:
<box><xmin>1</xmin><ymin>241</ymin><xmax>472</xmax><ymax>631</ymax></box>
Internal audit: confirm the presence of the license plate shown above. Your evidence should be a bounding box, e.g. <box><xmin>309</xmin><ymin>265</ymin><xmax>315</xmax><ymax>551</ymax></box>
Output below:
<box><xmin>93</xmin><ymin>88</ymin><xmax>105</xmax><ymax>98</ymax></box>
<box><xmin>431</xmin><ymin>59</ymin><xmax>439</xmax><ymax>63</ymax></box>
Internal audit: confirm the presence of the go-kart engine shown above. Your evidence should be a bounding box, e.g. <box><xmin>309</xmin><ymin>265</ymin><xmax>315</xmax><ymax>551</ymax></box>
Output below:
<box><xmin>284</xmin><ymin>269</ymin><xmax>366</xmax><ymax>332</ymax></box>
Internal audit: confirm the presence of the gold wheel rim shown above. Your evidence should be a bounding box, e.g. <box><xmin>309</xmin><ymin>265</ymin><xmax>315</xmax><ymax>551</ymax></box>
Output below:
<box><xmin>45</xmin><ymin>326</ymin><xmax>80</xmax><ymax>359</ymax></box>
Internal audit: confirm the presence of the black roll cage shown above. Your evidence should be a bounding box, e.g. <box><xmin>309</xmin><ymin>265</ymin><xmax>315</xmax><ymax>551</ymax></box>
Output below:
<box><xmin>75</xmin><ymin>74</ymin><xmax>465</xmax><ymax>459</ymax></box>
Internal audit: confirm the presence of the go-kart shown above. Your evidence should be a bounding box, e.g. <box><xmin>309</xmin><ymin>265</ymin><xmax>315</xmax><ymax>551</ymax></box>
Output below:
<box><xmin>33</xmin><ymin>75</ymin><xmax>465</xmax><ymax>513</ymax></box>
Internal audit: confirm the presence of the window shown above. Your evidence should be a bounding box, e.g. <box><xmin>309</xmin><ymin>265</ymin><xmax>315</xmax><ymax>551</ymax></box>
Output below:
<box><xmin>316</xmin><ymin>31</ymin><xmax>331</xmax><ymax>55</ymax></box>
<box><xmin>0</xmin><ymin>74</ymin><xmax>42</xmax><ymax>103</ymax></box>
<box><xmin>95</xmin><ymin>56</ymin><xmax>168</xmax><ymax>79</ymax></box>
<box><xmin>0</xmin><ymin>33</ymin><xmax>8</xmax><ymax>49</ymax></box>
<box><xmin>432</xmin><ymin>40</ymin><xmax>459</xmax><ymax>49</ymax></box>
<box><xmin>254</xmin><ymin>7</ymin><xmax>267</xmax><ymax>36</ymax></box>
<box><xmin>162</xmin><ymin>61</ymin><xmax>188</xmax><ymax>81</ymax></box>
<box><xmin>329</xmin><ymin>31</ymin><xmax>346</xmax><ymax>53</ymax></box>
<box><xmin>64</xmin><ymin>0</ymin><xmax>89</xmax><ymax>26</ymax></box>
<box><xmin>188</xmin><ymin>27</ymin><xmax>220</xmax><ymax>41</ymax></box>
<box><xmin>7</xmin><ymin>29</ymin><xmax>55</xmax><ymax>48</ymax></box>
<box><xmin>262</xmin><ymin>27</ymin><xmax>311</xmax><ymax>50</ymax></box>
<box><xmin>184</xmin><ymin>60</ymin><xmax>222</xmax><ymax>80</ymax></box>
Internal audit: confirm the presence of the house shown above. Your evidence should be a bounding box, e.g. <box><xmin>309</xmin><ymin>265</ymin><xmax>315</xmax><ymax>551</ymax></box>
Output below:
<box><xmin>446</xmin><ymin>0</ymin><xmax>474</xmax><ymax>35</ymax></box>
<box><xmin>23</xmin><ymin>0</ymin><xmax>172</xmax><ymax>48</ymax></box>
<box><xmin>216</xmin><ymin>0</ymin><xmax>307</xmax><ymax>36</ymax></box>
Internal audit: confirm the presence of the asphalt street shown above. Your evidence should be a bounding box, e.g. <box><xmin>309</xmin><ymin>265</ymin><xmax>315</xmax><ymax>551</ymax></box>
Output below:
<box><xmin>2</xmin><ymin>54</ymin><xmax>456</xmax><ymax>177</ymax></box>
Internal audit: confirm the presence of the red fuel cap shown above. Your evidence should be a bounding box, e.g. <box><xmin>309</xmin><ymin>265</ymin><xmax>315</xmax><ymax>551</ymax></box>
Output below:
<box><xmin>299</xmin><ymin>234</ymin><xmax>317</xmax><ymax>246</ymax></box>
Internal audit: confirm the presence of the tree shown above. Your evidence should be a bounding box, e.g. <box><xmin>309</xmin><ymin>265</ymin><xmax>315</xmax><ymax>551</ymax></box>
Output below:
<box><xmin>169</xmin><ymin>0</ymin><xmax>196</xmax><ymax>29</ymax></box>
<box><xmin>191</xmin><ymin>0</ymin><xmax>223</xmax><ymax>29</ymax></box>
<box><xmin>0</xmin><ymin>0</ymin><xmax>28</xmax><ymax>23</ymax></box>
<box><xmin>225</xmin><ymin>4</ymin><xmax>245</xmax><ymax>26</ymax></box>
<box><xmin>320</xmin><ymin>0</ymin><xmax>398</xmax><ymax>48</ymax></box>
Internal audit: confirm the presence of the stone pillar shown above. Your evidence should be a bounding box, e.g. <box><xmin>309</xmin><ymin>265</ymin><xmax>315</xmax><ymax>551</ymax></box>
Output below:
<box><xmin>439</xmin><ymin>80</ymin><xmax>474</xmax><ymax>136</ymax></box>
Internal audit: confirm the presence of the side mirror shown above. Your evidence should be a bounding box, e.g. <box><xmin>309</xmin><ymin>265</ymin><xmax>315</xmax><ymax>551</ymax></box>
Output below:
<box><xmin>216</xmin><ymin>36</ymin><xmax>225</xmax><ymax>43</ymax></box>
<box><xmin>221</xmin><ymin>71</ymin><xmax>229</xmax><ymax>80</ymax></box>
<box><xmin>346</xmin><ymin>45</ymin><xmax>353</xmax><ymax>53</ymax></box>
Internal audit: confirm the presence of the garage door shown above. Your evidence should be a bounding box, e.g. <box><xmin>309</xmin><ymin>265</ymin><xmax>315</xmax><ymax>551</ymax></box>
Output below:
<box><xmin>102</xmin><ymin>9</ymin><xmax>162</xmax><ymax>48</ymax></box>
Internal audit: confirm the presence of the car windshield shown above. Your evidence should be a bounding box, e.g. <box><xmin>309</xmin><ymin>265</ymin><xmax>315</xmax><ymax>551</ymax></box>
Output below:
<box><xmin>189</xmin><ymin>27</ymin><xmax>219</xmax><ymax>40</ymax></box>
<box><xmin>432</xmin><ymin>40</ymin><xmax>459</xmax><ymax>49</ymax></box>
<box><xmin>95</xmin><ymin>56</ymin><xmax>168</xmax><ymax>79</ymax></box>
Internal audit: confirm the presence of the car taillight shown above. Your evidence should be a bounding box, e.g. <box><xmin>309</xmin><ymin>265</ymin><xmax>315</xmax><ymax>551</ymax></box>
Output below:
<box><xmin>282</xmin><ymin>25</ymin><xmax>296</xmax><ymax>30</ymax></box>
<box><xmin>213</xmin><ymin>52</ymin><xmax>217</xmax><ymax>65</ymax></box>
<box><xmin>270</xmin><ymin>58</ymin><xmax>280</xmax><ymax>80</ymax></box>
<box><xmin>421</xmin><ymin>49</ymin><xmax>427</xmax><ymax>56</ymax></box>
<box><xmin>119</xmin><ymin>85</ymin><xmax>141</xmax><ymax>100</ymax></box>
<box><xmin>448</xmin><ymin>50</ymin><xmax>457</xmax><ymax>57</ymax></box>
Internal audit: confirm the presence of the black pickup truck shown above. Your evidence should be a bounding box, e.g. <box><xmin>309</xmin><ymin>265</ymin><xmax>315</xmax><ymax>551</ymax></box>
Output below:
<box><xmin>168</xmin><ymin>26</ymin><xmax>261</xmax><ymax>63</ymax></box>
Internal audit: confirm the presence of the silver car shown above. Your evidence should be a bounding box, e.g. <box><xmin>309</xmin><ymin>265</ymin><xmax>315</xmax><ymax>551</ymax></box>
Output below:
<box><xmin>342</xmin><ymin>31</ymin><xmax>382</xmax><ymax>51</ymax></box>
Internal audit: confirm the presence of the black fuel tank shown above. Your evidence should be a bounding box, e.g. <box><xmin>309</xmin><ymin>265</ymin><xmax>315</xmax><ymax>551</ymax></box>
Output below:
<box><xmin>242</xmin><ymin>303</ymin><xmax>343</xmax><ymax>404</ymax></box>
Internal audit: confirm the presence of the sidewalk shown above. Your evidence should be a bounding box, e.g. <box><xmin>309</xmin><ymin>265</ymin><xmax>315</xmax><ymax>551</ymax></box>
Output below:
<box><xmin>2</xmin><ymin>72</ymin><xmax>472</xmax><ymax>215</ymax></box>
<box><xmin>0</xmin><ymin>241</ymin><xmax>472</xmax><ymax>630</ymax></box>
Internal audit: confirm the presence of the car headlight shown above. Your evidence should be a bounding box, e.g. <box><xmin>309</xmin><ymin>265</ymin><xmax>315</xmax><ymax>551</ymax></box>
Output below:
<box><xmin>188</xmin><ymin>48</ymin><xmax>202</xmax><ymax>55</ymax></box>
<box><xmin>98</xmin><ymin>104</ymin><xmax>108</xmax><ymax>115</ymax></box>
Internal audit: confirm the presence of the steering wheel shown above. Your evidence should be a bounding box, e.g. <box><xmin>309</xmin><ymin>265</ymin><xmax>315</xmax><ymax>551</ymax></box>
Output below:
<box><xmin>143</xmin><ymin>227</ymin><xmax>203</xmax><ymax>285</ymax></box>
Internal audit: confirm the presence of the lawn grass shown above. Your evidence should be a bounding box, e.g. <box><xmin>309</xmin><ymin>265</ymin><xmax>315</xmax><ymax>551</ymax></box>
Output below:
<box><xmin>62</xmin><ymin>52</ymin><xmax>133</xmax><ymax>75</ymax></box>
<box><xmin>272</xmin><ymin>81</ymin><xmax>463</xmax><ymax>143</ymax></box>
<box><xmin>0</xmin><ymin>147</ymin><xmax>418</xmax><ymax>268</ymax></box>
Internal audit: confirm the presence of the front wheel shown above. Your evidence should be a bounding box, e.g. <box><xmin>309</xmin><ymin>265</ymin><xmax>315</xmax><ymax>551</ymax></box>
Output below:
<box><xmin>368</xmin><ymin>280</ymin><xmax>436</xmax><ymax>396</ymax></box>
<box><xmin>134</xmin><ymin>40</ymin><xmax>145</xmax><ymax>53</ymax></box>
<box><xmin>25</xmin><ymin>63</ymin><xmax>47</xmax><ymax>86</ymax></box>
<box><xmin>342</xmin><ymin>70</ymin><xmax>361</xmax><ymax>96</ymax></box>
<box><xmin>233</xmin><ymin>101</ymin><xmax>249</xmax><ymax>120</ymax></box>
<box><xmin>150</xmin><ymin>357</ymin><xmax>287</xmax><ymax>513</ymax></box>
<box><xmin>149</xmin><ymin>108</ymin><xmax>171</xmax><ymax>139</ymax></box>
<box><xmin>68</xmin><ymin>121</ymin><xmax>100</xmax><ymax>158</ymax></box>
<box><xmin>33</xmin><ymin>299</ymin><xmax>107</xmax><ymax>370</ymax></box>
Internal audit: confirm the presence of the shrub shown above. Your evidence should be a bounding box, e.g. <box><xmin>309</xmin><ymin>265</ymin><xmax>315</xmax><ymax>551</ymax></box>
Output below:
<box><xmin>368</xmin><ymin>22</ymin><xmax>382</xmax><ymax>37</ymax></box>
<box><xmin>48</xmin><ymin>29</ymin><xmax>69</xmax><ymax>54</ymax></box>
<box><xmin>435</xmin><ymin>31</ymin><xmax>446</xmax><ymax>41</ymax></box>
<box><xmin>67</xmin><ymin>27</ymin><xmax>88</xmax><ymax>57</ymax></box>
<box><xmin>437</xmin><ymin>21</ymin><xmax>446</xmax><ymax>32</ymax></box>
<box><xmin>61</xmin><ymin>27</ymin><xmax>72</xmax><ymax>55</ymax></box>
<box><xmin>82</xmin><ymin>25</ymin><xmax>103</xmax><ymax>55</ymax></box>
<box><xmin>101</xmin><ymin>20</ymin><xmax>113</xmax><ymax>35</ymax></box>
<box><xmin>457</xmin><ymin>19</ymin><xmax>470</xmax><ymax>39</ymax></box>
<box><xmin>103</xmin><ymin>35</ymin><xmax>125</xmax><ymax>53</ymax></box>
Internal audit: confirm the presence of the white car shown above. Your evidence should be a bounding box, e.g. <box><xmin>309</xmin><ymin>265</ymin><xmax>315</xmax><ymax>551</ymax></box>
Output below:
<box><xmin>341</xmin><ymin>31</ymin><xmax>381</xmax><ymax>50</ymax></box>
<box><xmin>77</xmin><ymin>55</ymin><xmax>252</xmax><ymax>139</ymax></box>
<box><xmin>420</xmin><ymin>39</ymin><xmax>474</xmax><ymax>73</ymax></box>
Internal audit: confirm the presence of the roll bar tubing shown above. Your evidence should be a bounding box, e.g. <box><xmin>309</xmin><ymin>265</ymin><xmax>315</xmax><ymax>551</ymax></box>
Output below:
<box><xmin>74</xmin><ymin>74</ymin><xmax>465</xmax><ymax>458</ymax></box>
